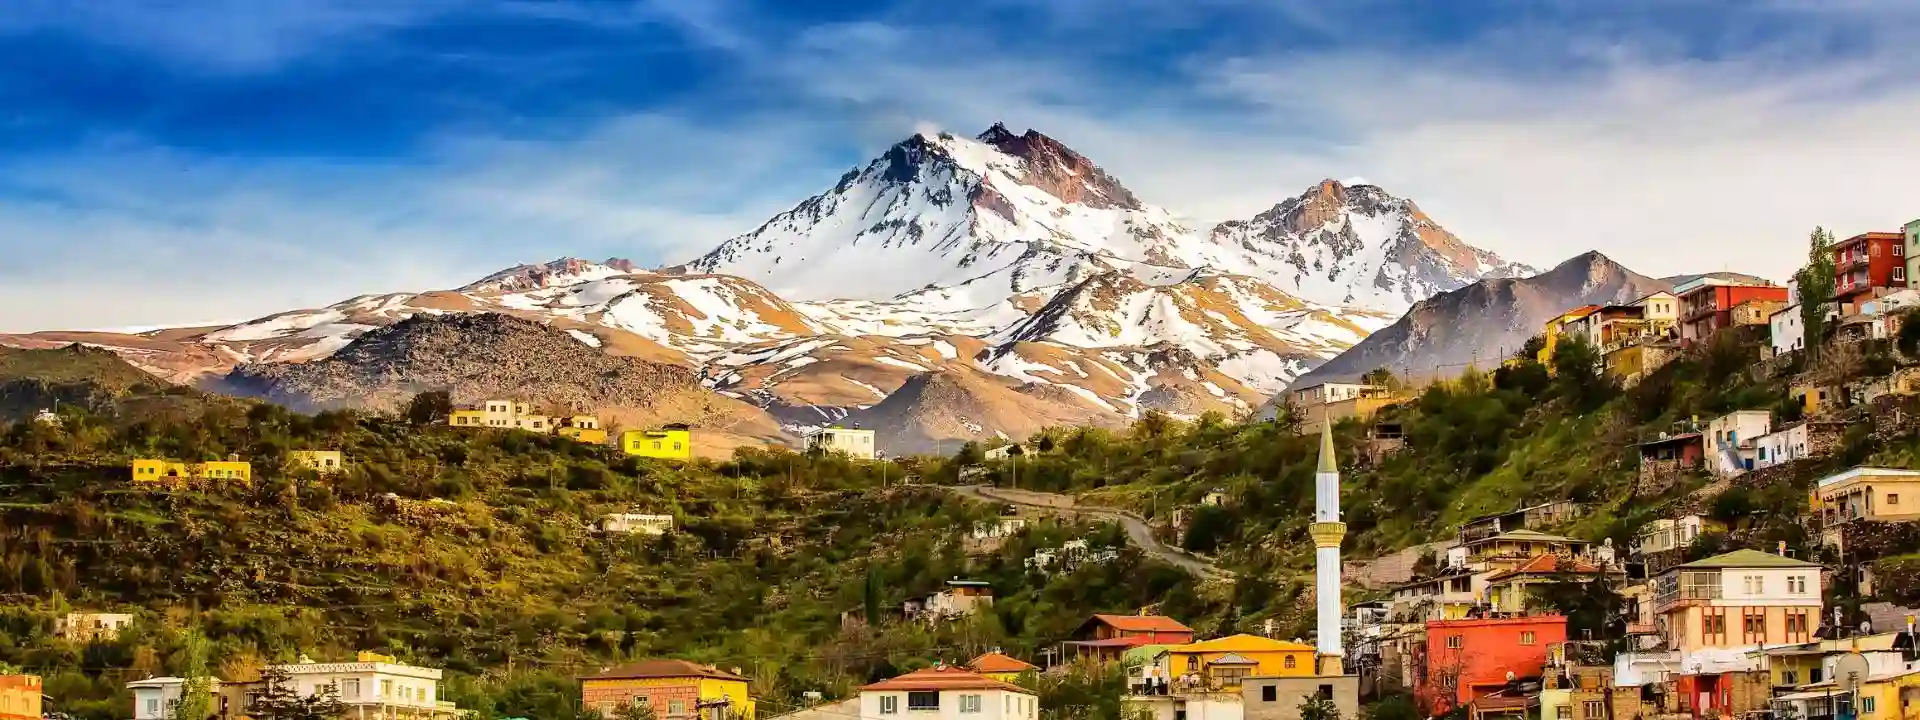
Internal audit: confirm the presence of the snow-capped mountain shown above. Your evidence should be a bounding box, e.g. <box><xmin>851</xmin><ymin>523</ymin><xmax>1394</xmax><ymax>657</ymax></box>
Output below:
<box><xmin>4</xmin><ymin>124</ymin><xmax>1529</xmax><ymax>451</ymax></box>
<box><xmin>1200</xmin><ymin>180</ymin><xmax>1537</xmax><ymax>314</ymax></box>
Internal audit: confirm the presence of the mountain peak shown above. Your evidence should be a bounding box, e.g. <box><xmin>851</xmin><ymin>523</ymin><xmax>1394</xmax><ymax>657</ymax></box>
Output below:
<box><xmin>972</xmin><ymin>124</ymin><xmax>1142</xmax><ymax>211</ymax></box>
<box><xmin>462</xmin><ymin>257</ymin><xmax>633</xmax><ymax>293</ymax></box>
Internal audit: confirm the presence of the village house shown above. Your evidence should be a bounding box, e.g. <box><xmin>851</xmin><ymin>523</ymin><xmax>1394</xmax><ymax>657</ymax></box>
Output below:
<box><xmin>1753</xmin><ymin>420</ymin><xmax>1847</xmax><ymax>471</ymax></box>
<box><xmin>624</xmin><ymin>424</ymin><xmax>693</xmax><ymax>460</ymax></box>
<box><xmin>1483</xmin><ymin>555</ymin><xmax>1624</xmax><ymax>615</ymax></box>
<box><xmin>269</xmin><ymin>652</ymin><xmax>458</xmax><ymax>720</ymax></box>
<box><xmin>1637</xmin><ymin>424</ymin><xmax>1706</xmax><ymax>490</ymax></box>
<box><xmin>1161</xmin><ymin>635</ymin><xmax>1321</xmax><ymax>691</ymax></box>
<box><xmin>1613</xmin><ymin>549</ymin><xmax>1824</xmax><ymax>720</ymax></box>
<box><xmin>983</xmin><ymin>444</ymin><xmax>1024</xmax><ymax>461</ymax></box>
<box><xmin>859</xmin><ymin>667</ymin><xmax>1036</xmax><ymax>720</ymax></box>
<box><xmin>1704</xmin><ymin>410</ymin><xmax>1773</xmax><ymax>477</ymax></box>
<box><xmin>1064</xmin><ymin>614</ymin><xmax>1196</xmax><ymax>663</ymax></box>
<box><xmin>1674</xmin><ymin>276</ymin><xmax>1789</xmax><ymax>343</ymax></box>
<box><xmin>1633</xmin><ymin>515</ymin><xmax>1721</xmax><ymax>558</ymax></box>
<box><xmin>804</xmin><ymin>426</ymin><xmax>877</xmax><ymax>460</ymax></box>
<box><xmin>1456</xmin><ymin>503</ymin><xmax>1586</xmax><ymax>544</ymax></box>
<box><xmin>56</xmin><ymin>611</ymin><xmax>133</xmax><ymax>642</ymax></box>
<box><xmin>967</xmin><ymin>652</ymin><xmax>1037</xmax><ymax>683</ymax></box>
<box><xmin>288</xmin><ymin>450</ymin><xmax>345</xmax><ymax>474</ymax></box>
<box><xmin>911</xmin><ymin>579</ymin><xmax>996</xmax><ymax>621</ymax></box>
<box><xmin>1286</xmin><ymin>382</ymin><xmax>1400</xmax><ymax>436</ymax></box>
<box><xmin>131</xmin><ymin>455</ymin><xmax>252</xmax><ymax>484</ymax></box>
<box><xmin>1415</xmin><ymin>615</ymin><xmax>1568</xmax><ymax>715</ymax></box>
<box><xmin>1770</xmin><ymin>284</ymin><xmax>1806</xmax><ymax>357</ymax></box>
<box><xmin>556</xmin><ymin>415</ymin><xmax>608</xmax><ymax>444</ymax></box>
<box><xmin>448</xmin><ymin>400</ymin><xmax>551</xmax><ymax>431</ymax></box>
<box><xmin>1811</xmin><ymin>466</ymin><xmax>1920</xmax><ymax>549</ymax></box>
<box><xmin>127</xmin><ymin>677</ymin><xmax>213</xmax><ymax>720</ymax></box>
<box><xmin>601</xmin><ymin>513</ymin><xmax>675</xmax><ymax>535</ymax></box>
<box><xmin>1834</xmin><ymin>231</ymin><xmax>1909</xmax><ymax>311</ymax></box>
<box><xmin>1598</xmin><ymin>294</ymin><xmax>1683</xmax><ymax>382</ymax></box>
<box><xmin>0</xmin><ymin>675</ymin><xmax>40</xmax><ymax>720</ymax></box>
<box><xmin>1539</xmin><ymin>306</ymin><xmax>1602</xmax><ymax>365</ymax></box>
<box><xmin>580</xmin><ymin>659</ymin><xmax>756</xmax><ymax>720</ymax></box>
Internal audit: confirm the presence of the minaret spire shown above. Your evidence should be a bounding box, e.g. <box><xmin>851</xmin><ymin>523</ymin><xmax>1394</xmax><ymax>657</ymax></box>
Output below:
<box><xmin>1310</xmin><ymin>422</ymin><xmax>1347</xmax><ymax>675</ymax></box>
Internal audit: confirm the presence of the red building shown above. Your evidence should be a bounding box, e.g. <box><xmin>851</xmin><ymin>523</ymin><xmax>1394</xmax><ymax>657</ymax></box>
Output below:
<box><xmin>1064</xmin><ymin>614</ymin><xmax>1195</xmax><ymax>662</ymax></box>
<box><xmin>1415</xmin><ymin>615</ymin><xmax>1567</xmax><ymax>715</ymax></box>
<box><xmin>1832</xmin><ymin>231</ymin><xmax>1908</xmax><ymax>309</ymax></box>
<box><xmin>1676</xmin><ymin>280</ymin><xmax>1789</xmax><ymax>343</ymax></box>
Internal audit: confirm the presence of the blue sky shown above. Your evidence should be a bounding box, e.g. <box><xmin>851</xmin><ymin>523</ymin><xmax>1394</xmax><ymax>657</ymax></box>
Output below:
<box><xmin>4</xmin><ymin>0</ymin><xmax>1920</xmax><ymax>331</ymax></box>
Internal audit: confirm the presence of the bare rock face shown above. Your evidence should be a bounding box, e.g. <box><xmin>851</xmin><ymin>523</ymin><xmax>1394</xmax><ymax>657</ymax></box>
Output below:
<box><xmin>220</xmin><ymin>313</ymin><xmax>700</xmax><ymax>413</ymax></box>
<box><xmin>975</xmin><ymin>123</ymin><xmax>1143</xmax><ymax>210</ymax></box>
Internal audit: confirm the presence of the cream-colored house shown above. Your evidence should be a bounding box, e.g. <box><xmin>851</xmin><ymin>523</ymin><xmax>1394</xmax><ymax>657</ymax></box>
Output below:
<box><xmin>57</xmin><ymin>612</ymin><xmax>133</xmax><ymax>642</ymax></box>
<box><xmin>805</xmin><ymin>427</ymin><xmax>877</xmax><ymax>459</ymax></box>
<box><xmin>268</xmin><ymin>652</ymin><xmax>459</xmax><ymax>719</ymax></box>
<box><xmin>601</xmin><ymin>513</ymin><xmax>674</xmax><ymax>535</ymax></box>
<box><xmin>289</xmin><ymin>450</ymin><xmax>345</xmax><ymax>474</ymax></box>
<box><xmin>1814</xmin><ymin>467</ymin><xmax>1920</xmax><ymax>549</ymax></box>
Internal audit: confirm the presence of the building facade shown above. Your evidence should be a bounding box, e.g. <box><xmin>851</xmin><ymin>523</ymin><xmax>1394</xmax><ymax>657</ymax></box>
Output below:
<box><xmin>1834</xmin><ymin>231</ymin><xmax>1909</xmax><ymax>308</ymax></box>
<box><xmin>967</xmin><ymin>653</ymin><xmax>1037</xmax><ymax>684</ymax></box>
<box><xmin>1416</xmin><ymin>616</ymin><xmax>1568</xmax><ymax>714</ymax></box>
<box><xmin>602</xmin><ymin>513</ymin><xmax>675</xmax><ymax>535</ymax></box>
<box><xmin>267</xmin><ymin>652</ymin><xmax>455</xmax><ymax>720</ymax></box>
<box><xmin>132</xmin><ymin>457</ymin><xmax>253</xmax><ymax>484</ymax></box>
<box><xmin>1704</xmin><ymin>410</ymin><xmax>1772</xmax><ymax>477</ymax></box>
<box><xmin>805</xmin><ymin>427</ymin><xmax>877</xmax><ymax>459</ymax></box>
<box><xmin>1675</xmin><ymin>278</ymin><xmax>1790</xmax><ymax>343</ymax></box>
<box><xmin>57</xmin><ymin>611</ymin><xmax>133</xmax><ymax>642</ymax></box>
<box><xmin>581</xmin><ymin>660</ymin><xmax>756</xmax><ymax>720</ymax></box>
<box><xmin>289</xmin><ymin>450</ymin><xmax>345</xmax><ymax>474</ymax></box>
<box><xmin>0</xmin><ymin>675</ymin><xmax>40</xmax><ymax>720</ymax></box>
<box><xmin>859</xmin><ymin>667</ymin><xmax>1037</xmax><ymax>720</ymax></box>
<box><xmin>624</xmin><ymin>425</ymin><xmax>693</xmax><ymax>460</ymax></box>
<box><xmin>1066</xmin><ymin>614</ymin><xmax>1196</xmax><ymax>663</ymax></box>
<box><xmin>1812</xmin><ymin>467</ymin><xmax>1920</xmax><ymax>545</ymax></box>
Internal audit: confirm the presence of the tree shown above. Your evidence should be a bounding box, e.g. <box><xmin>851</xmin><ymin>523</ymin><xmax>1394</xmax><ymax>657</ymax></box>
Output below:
<box><xmin>863</xmin><ymin>566</ymin><xmax>883</xmax><ymax>627</ymax></box>
<box><xmin>247</xmin><ymin>666</ymin><xmax>346</xmax><ymax>720</ymax></box>
<box><xmin>613</xmin><ymin>702</ymin><xmax>659</xmax><ymax>720</ymax></box>
<box><xmin>1798</xmin><ymin>227</ymin><xmax>1837</xmax><ymax>358</ymax></box>
<box><xmin>1361</xmin><ymin>367</ymin><xmax>1401</xmax><ymax>391</ymax></box>
<box><xmin>1299</xmin><ymin>694</ymin><xmax>1343</xmax><ymax>720</ymax></box>
<box><xmin>1550</xmin><ymin>334</ymin><xmax>1612</xmax><ymax>410</ymax></box>
<box><xmin>405</xmin><ymin>391</ymin><xmax>454</xmax><ymax>426</ymax></box>
<box><xmin>173</xmin><ymin>631</ymin><xmax>216</xmax><ymax>720</ymax></box>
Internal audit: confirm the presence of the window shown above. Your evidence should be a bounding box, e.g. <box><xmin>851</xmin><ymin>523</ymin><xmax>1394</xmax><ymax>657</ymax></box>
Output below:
<box><xmin>1783</xmin><ymin>670</ymin><xmax>1799</xmax><ymax>685</ymax></box>
<box><xmin>382</xmin><ymin>680</ymin><xmax>394</xmax><ymax>698</ymax></box>
<box><xmin>1789</xmin><ymin>575</ymin><xmax>1809</xmax><ymax>594</ymax></box>
<box><xmin>880</xmin><ymin>696</ymin><xmax>898</xmax><ymax>715</ymax></box>
<box><xmin>1898</xmin><ymin>267</ymin><xmax>1909</xmax><ymax>282</ymax></box>
<box><xmin>674</xmin><ymin>442</ymin><xmax>683</xmax><ymax>450</ymax></box>
<box><xmin>1585</xmin><ymin>701</ymin><xmax>1605</xmax><ymax>718</ymax></box>
<box><xmin>960</xmin><ymin>694</ymin><xmax>982</xmax><ymax>714</ymax></box>
<box><xmin>1262</xmin><ymin>686</ymin><xmax>1278</xmax><ymax>702</ymax></box>
<box><xmin>653</xmin><ymin>441</ymin><xmax>662</xmax><ymax>450</ymax></box>
<box><xmin>343</xmin><ymin>680</ymin><xmax>361</xmax><ymax>700</ymax></box>
<box><xmin>1557</xmin><ymin>707</ymin><xmax>1573</xmax><ymax>720</ymax></box>
<box><xmin>907</xmin><ymin>692</ymin><xmax>939</xmax><ymax>711</ymax></box>
<box><xmin>632</xmin><ymin>696</ymin><xmax>650</xmax><ymax>708</ymax></box>
<box><xmin>670</xmin><ymin>700</ymin><xmax>686</xmax><ymax>715</ymax></box>
<box><xmin>1521</xmin><ymin>631</ymin><xmax>1537</xmax><ymax>645</ymax></box>
<box><xmin>1447</xmin><ymin>635</ymin><xmax>1464</xmax><ymax>649</ymax></box>
<box><xmin>1318</xmin><ymin>685</ymin><xmax>1333</xmax><ymax>700</ymax></box>
<box><xmin>1704</xmin><ymin>609</ymin><xmax>1727</xmax><ymax>643</ymax></box>
<box><xmin>1284</xmin><ymin>656</ymin><xmax>1297</xmax><ymax>669</ymax></box>
<box><xmin>146</xmin><ymin>699</ymin><xmax>160</xmax><ymax>716</ymax></box>
<box><xmin>1890</xmin><ymin>493</ymin><xmax>1901</xmax><ymax>506</ymax></box>
<box><xmin>1744</xmin><ymin>609</ymin><xmax>1766</xmax><ymax>642</ymax></box>
<box><xmin>1187</xmin><ymin>656</ymin><xmax>1200</xmax><ymax>671</ymax></box>
<box><xmin>1865</xmin><ymin>697</ymin><xmax>1878</xmax><ymax>714</ymax></box>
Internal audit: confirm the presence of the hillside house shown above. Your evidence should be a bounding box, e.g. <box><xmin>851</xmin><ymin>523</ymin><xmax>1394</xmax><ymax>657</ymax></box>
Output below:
<box><xmin>602</xmin><ymin>513</ymin><xmax>675</xmax><ymax>535</ymax></box>
<box><xmin>1162</xmin><ymin>635</ymin><xmax>1320</xmax><ymax>691</ymax></box>
<box><xmin>127</xmin><ymin>677</ymin><xmax>215</xmax><ymax>720</ymax></box>
<box><xmin>967</xmin><ymin>652</ymin><xmax>1038</xmax><ymax>683</ymax></box>
<box><xmin>131</xmin><ymin>456</ymin><xmax>252</xmax><ymax>484</ymax></box>
<box><xmin>984</xmin><ymin>444</ymin><xmax>1024</xmax><ymax>461</ymax></box>
<box><xmin>1753</xmin><ymin>420</ymin><xmax>1846</xmax><ymax>470</ymax></box>
<box><xmin>1812</xmin><ymin>467</ymin><xmax>1920</xmax><ymax>548</ymax></box>
<box><xmin>1067</xmin><ymin>614</ymin><xmax>1197</xmax><ymax>663</ymax></box>
<box><xmin>1633</xmin><ymin>516</ymin><xmax>1720</xmax><ymax>557</ymax></box>
<box><xmin>1675</xmin><ymin>277</ymin><xmax>1789</xmax><ymax>343</ymax></box>
<box><xmin>288</xmin><ymin>450</ymin><xmax>345</xmax><ymax>474</ymax></box>
<box><xmin>1704</xmin><ymin>410</ymin><xmax>1772</xmax><ymax>477</ymax></box>
<box><xmin>624</xmin><ymin>425</ymin><xmax>693</xmax><ymax>460</ymax></box>
<box><xmin>448</xmin><ymin>400</ymin><xmax>552</xmax><ymax>431</ymax></box>
<box><xmin>1770</xmin><ymin>302</ymin><xmax>1806</xmax><ymax>356</ymax></box>
<box><xmin>859</xmin><ymin>667</ymin><xmax>1036</xmax><ymax>720</ymax></box>
<box><xmin>1484</xmin><ymin>555</ymin><xmax>1624</xmax><ymax>614</ymax></box>
<box><xmin>265</xmin><ymin>652</ymin><xmax>459</xmax><ymax>719</ymax></box>
<box><xmin>1457</xmin><ymin>502</ymin><xmax>1587</xmax><ymax>544</ymax></box>
<box><xmin>1416</xmin><ymin>616</ymin><xmax>1568</xmax><ymax>715</ymax></box>
<box><xmin>804</xmin><ymin>426</ymin><xmax>877</xmax><ymax>459</ymax></box>
<box><xmin>912</xmin><ymin>579</ymin><xmax>995</xmax><ymax>621</ymax></box>
<box><xmin>1834</xmin><ymin>231</ymin><xmax>1909</xmax><ymax>310</ymax></box>
<box><xmin>1540</xmin><ymin>306</ymin><xmax>1602</xmax><ymax>365</ymax></box>
<box><xmin>57</xmin><ymin>611</ymin><xmax>133</xmax><ymax>642</ymax></box>
<box><xmin>1288</xmin><ymin>382</ymin><xmax>1400</xmax><ymax>435</ymax></box>
<box><xmin>556</xmin><ymin>415</ymin><xmax>608</xmax><ymax>444</ymax></box>
<box><xmin>972</xmin><ymin>517</ymin><xmax>1026</xmax><ymax>540</ymax></box>
<box><xmin>0</xmin><ymin>675</ymin><xmax>41</xmax><ymax>720</ymax></box>
<box><xmin>581</xmin><ymin>659</ymin><xmax>755</xmax><ymax>720</ymax></box>
<box><xmin>1637</xmin><ymin>430</ymin><xmax>1705</xmax><ymax>490</ymax></box>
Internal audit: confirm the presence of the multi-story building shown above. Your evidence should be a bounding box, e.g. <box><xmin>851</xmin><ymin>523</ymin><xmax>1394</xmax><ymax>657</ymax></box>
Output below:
<box><xmin>804</xmin><ymin>426</ymin><xmax>878</xmax><ymax>459</ymax></box>
<box><xmin>1484</xmin><ymin>556</ymin><xmax>1623</xmax><ymax>614</ymax></box>
<box><xmin>1633</xmin><ymin>516</ymin><xmax>1719</xmax><ymax>557</ymax></box>
<box><xmin>128</xmin><ymin>676</ymin><xmax>213</xmax><ymax>720</ymax></box>
<box><xmin>1812</xmin><ymin>467</ymin><xmax>1920</xmax><ymax>548</ymax></box>
<box><xmin>288</xmin><ymin>450</ymin><xmax>345</xmax><ymax>474</ymax></box>
<box><xmin>1540</xmin><ymin>306</ymin><xmax>1602</xmax><ymax>364</ymax></box>
<box><xmin>1637</xmin><ymin>428</ymin><xmax>1705</xmax><ymax>490</ymax></box>
<box><xmin>1833</xmin><ymin>231</ymin><xmax>1909</xmax><ymax>310</ymax></box>
<box><xmin>131</xmin><ymin>456</ymin><xmax>253</xmax><ymax>484</ymax></box>
<box><xmin>56</xmin><ymin>611</ymin><xmax>133</xmax><ymax>642</ymax></box>
<box><xmin>1704</xmin><ymin>410</ymin><xmax>1772</xmax><ymax>477</ymax></box>
<box><xmin>915</xmin><ymin>579</ymin><xmax>995</xmax><ymax>621</ymax></box>
<box><xmin>1456</xmin><ymin>503</ymin><xmax>1587</xmax><ymax>544</ymax></box>
<box><xmin>624</xmin><ymin>425</ymin><xmax>693</xmax><ymax>460</ymax></box>
<box><xmin>0</xmin><ymin>675</ymin><xmax>40</xmax><ymax>720</ymax></box>
<box><xmin>1615</xmin><ymin>550</ymin><xmax>1824</xmax><ymax>719</ymax></box>
<box><xmin>1415</xmin><ymin>615</ymin><xmax>1567</xmax><ymax>714</ymax></box>
<box><xmin>1285</xmin><ymin>382</ymin><xmax>1400</xmax><ymax>436</ymax></box>
<box><xmin>860</xmin><ymin>667</ymin><xmax>1036</xmax><ymax>720</ymax></box>
<box><xmin>1161</xmin><ymin>635</ymin><xmax>1320</xmax><ymax>691</ymax></box>
<box><xmin>1674</xmin><ymin>277</ymin><xmax>1789</xmax><ymax>343</ymax></box>
<box><xmin>448</xmin><ymin>400</ymin><xmax>552</xmax><ymax>431</ymax></box>
<box><xmin>581</xmin><ymin>659</ymin><xmax>756</xmax><ymax>720</ymax></box>
<box><xmin>265</xmin><ymin>652</ymin><xmax>457</xmax><ymax>719</ymax></box>
<box><xmin>1906</xmin><ymin>219</ymin><xmax>1920</xmax><ymax>288</ymax></box>
<box><xmin>1066</xmin><ymin>614</ymin><xmax>1196</xmax><ymax>663</ymax></box>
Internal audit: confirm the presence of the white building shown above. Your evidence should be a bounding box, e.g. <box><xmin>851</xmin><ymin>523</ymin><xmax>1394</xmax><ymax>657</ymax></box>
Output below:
<box><xmin>972</xmin><ymin>518</ymin><xmax>1026</xmax><ymax>540</ymax></box>
<box><xmin>1771</xmin><ymin>305</ymin><xmax>1804</xmax><ymax>356</ymax></box>
<box><xmin>859</xmin><ymin>667</ymin><xmax>1038</xmax><ymax>720</ymax></box>
<box><xmin>805</xmin><ymin>427</ymin><xmax>877</xmax><ymax>460</ymax></box>
<box><xmin>128</xmin><ymin>677</ymin><xmax>220</xmax><ymax>720</ymax></box>
<box><xmin>57</xmin><ymin>612</ymin><xmax>133</xmax><ymax>642</ymax></box>
<box><xmin>1633</xmin><ymin>516</ymin><xmax>1712</xmax><ymax>556</ymax></box>
<box><xmin>1290</xmin><ymin>383</ymin><xmax>1387</xmax><ymax>406</ymax></box>
<box><xmin>1705</xmin><ymin>410</ymin><xmax>1772</xmax><ymax>477</ymax></box>
<box><xmin>1754</xmin><ymin>422</ymin><xmax>1816</xmax><ymax>470</ymax></box>
<box><xmin>983</xmin><ymin>444</ymin><xmax>1023</xmax><ymax>461</ymax></box>
<box><xmin>601</xmin><ymin>513</ymin><xmax>674</xmax><ymax>535</ymax></box>
<box><xmin>921</xmin><ymin>580</ymin><xmax>995</xmax><ymax>619</ymax></box>
<box><xmin>267</xmin><ymin>652</ymin><xmax>456</xmax><ymax>719</ymax></box>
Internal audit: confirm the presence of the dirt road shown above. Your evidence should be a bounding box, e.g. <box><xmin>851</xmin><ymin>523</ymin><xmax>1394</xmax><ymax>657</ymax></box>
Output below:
<box><xmin>947</xmin><ymin>484</ymin><xmax>1231</xmax><ymax>581</ymax></box>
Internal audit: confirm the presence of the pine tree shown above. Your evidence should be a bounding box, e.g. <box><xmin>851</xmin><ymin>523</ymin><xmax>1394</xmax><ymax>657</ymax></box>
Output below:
<box><xmin>174</xmin><ymin>630</ymin><xmax>216</xmax><ymax>720</ymax></box>
<box><xmin>1798</xmin><ymin>226</ymin><xmax>1837</xmax><ymax>358</ymax></box>
<box><xmin>863</xmin><ymin>566</ymin><xmax>883</xmax><ymax>626</ymax></box>
<box><xmin>247</xmin><ymin>666</ymin><xmax>347</xmax><ymax>720</ymax></box>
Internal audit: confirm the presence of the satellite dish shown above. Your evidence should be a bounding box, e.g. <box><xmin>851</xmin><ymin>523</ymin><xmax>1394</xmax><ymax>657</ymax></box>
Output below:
<box><xmin>1833</xmin><ymin>652</ymin><xmax>1872</xmax><ymax>691</ymax></box>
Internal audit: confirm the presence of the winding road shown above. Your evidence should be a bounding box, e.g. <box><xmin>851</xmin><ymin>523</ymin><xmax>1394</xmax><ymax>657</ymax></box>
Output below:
<box><xmin>946</xmin><ymin>484</ymin><xmax>1232</xmax><ymax>581</ymax></box>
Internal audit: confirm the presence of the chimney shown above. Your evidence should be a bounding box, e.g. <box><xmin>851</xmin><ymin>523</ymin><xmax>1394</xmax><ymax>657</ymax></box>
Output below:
<box><xmin>1778</xmin><ymin>541</ymin><xmax>1789</xmax><ymax>556</ymax></box>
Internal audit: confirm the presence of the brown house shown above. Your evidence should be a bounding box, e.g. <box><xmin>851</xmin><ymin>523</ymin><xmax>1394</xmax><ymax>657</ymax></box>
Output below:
<box><xmin>1063</xmin><ymin>614</ymin><xmax>1195</xmax><ymax>662</ymax></box>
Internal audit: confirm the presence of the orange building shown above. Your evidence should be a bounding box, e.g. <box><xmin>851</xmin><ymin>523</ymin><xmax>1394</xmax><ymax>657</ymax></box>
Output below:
<box><xmin>1416</xmin><ymin>615</ymin><xmax>1567</xmax><ymax>715</ymax></box>
<box><xmin>0</xmin><ymin>675</ymin><xmax>42</xmax><ymax>720</ymax></box>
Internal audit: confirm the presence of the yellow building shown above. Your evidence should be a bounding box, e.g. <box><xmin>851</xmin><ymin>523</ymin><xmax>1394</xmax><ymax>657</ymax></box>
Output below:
<box><xmin>1</xmin><ymin>674</ymin><xmax>42</xmax><ymax>720</ymax></box>
<box><xmin>1539</xmin><ymin>306</ymin><xmax>1602</xmax><ymax>365</ymax></box>
<box><xmin>131</xmin><ymin>457</ymin><xmax>252</xmax><ymax>484</ymax></box>
<box><xmin>967</xmin><ymin>652</ymin><xmax>1038</xmax><ymax>683</ymax></box>
<box><xmin>288</xmin><ymin>450</ymin><xmax>345</xmax><ymax>474</ymax></box>
<box><xmin>448</xmin><ymin>400</ymin><xmax>552</xmax><ymax>431</ymax></box>
<box><xmin>556</xmin><ymin>415</ymin><xmax>609</xmax><ymax>444</ymax></box>
<box><xmin>624</xmin><ymin>425</ymin><xmax>693</xmax><ymax>460</ymax></box>
<box><xmin>1162</xmin><ymin>634</ymin><xmax>1318</xmax><ymax>689</ymax></box>
<box><xmin>1792</xmin><ymin>384</ymin><xmax>1841</xmax><ymax>416</ymax></box>
<box><xmin>580</xmin><ymin>660</ymin><xmax>754</xmax><ymax>720</ymax></box>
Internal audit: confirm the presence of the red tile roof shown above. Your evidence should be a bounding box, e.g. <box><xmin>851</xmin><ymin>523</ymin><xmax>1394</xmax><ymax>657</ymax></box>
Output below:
<box><xmin>1088</xmin><ymin>614</ymin><xmax>1192</xmax><ymax>634</ymax></box>
<box><xmin>860</xmin><ymin>667</ymin><xmax>1030</xmax><ymax>693</ymax></box>
<box><xmin>1486</xmin><ymin>554</ymin><xmax>1616</xmax><ymax>582</ymax></box>
<box><xmin>968</xmin><ymin>653</ymin><xmax>1037</xmax><ymax>674</ymax></box>
<box><xmin>584</xmin><ymin>659</ymin><xmax>748</xmax><ymax>682</ymax></box>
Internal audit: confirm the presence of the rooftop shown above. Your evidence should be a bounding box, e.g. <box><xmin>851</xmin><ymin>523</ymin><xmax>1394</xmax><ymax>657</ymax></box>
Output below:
<box><xmin>1464</xmin><ymin>528</ymin><xmax>1586</xmax><ymax>546</ymax></box>
<box><xmin>1816</xmin><ymin>467</ymin><xmax>1920</xmax><ymax>489</ymax></box>
<box><xmin>1672</xmin><ymin>549</ymin><xmax>1819</xmax><ymax>570</ymax></box>
<box><xmin>1486</xmin><ymin>554</ymin><xmax>1616</xmax><ymax>582</ymax></box>
<box><xmin>860</xmin><ymin>667</ymin><xmax>1030</xmax><ymax>694</ymax></box>
<box><xmin>584</xmin><ymin>659</ymin><xmax>749</xmax><ymax>682</ymax></box>
<box><xmin>1167</xmin><ymin>634</ymin><xmax>1317</xmax><ymax>654</ymax></box>
<box><xmin>967</xmin><ymin>652</ymin><xmax>1036</xmax><ymax>675</ymax></box>
<box><xmin>1085</xmin><ymin>614</ymin><xmax>1192</xmax><ymax>634</ymax></box>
